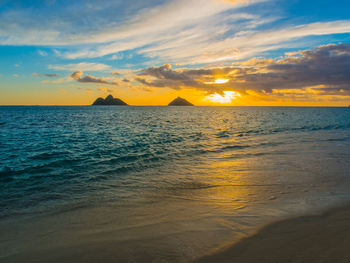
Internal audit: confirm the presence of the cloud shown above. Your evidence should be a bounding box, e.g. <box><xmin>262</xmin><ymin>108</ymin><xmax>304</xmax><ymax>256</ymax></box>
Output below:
<box><xmin>235</xmin><ymin>43</ymin><xmax>350</xmax><ymax>92</ymax></box>
<box><xmin>137</xmin><ymin>64</ymin><xmax>199</xmax><ymax>90</ymax></box>
<box><xmin>0</xmin><ymin>0</ymin><xmax>271</xmax><ymax>63</ymax></box>
<box><xmin>32</xmin><ymin>73</ymin><xmax>60</xmax><ymax>77</ymax></box>
<box><xmin>137</xmin><ymin>63</ymin><xmax>233</xmax><ymax>91</ymax></box>
<box><xmin>0</xmin><ymin>0</ymin><xmax>246</xmax><ymax>45</ymax></box>
<box><xmin>216</xmin><ymin>0</ymin><xmax>249</xmax><ymax>5</ymax></box>
<box><xmin>49</xmin><ymin>62</ymin><xmax>111</xmax><ymax>71</ymax></box>
<box><xmin>59</xmin><ymin>0</ymin><xmax>273</xmax><ymax>60</ymax></box>
<box><xmin>77</xmin><ymin>87</ymin><xmax>93</xmax><ymax>94</ymax></box>
<box><xmin>134</xmin><ymin>77</ymin><xmax>150</xmax><ymax>85</ymax></box>
<box><xmin>38</xmin><ymin>50</ymin><xmax>48</xmax><ymax>56</ymax></box>
<box><xmin>42</xmin><ymin>79</ymin><xmax>66</xmax><ymax>84</ymax></box>
<box><xmin>70</xmin><ymin>71</ymin><xmax>83</xmax><ymax>79</ymax></box>
<box><xmin>135</xmin><ymin>44</ymin><xmax>350</xmax><ymax>99</ymax></box>
<box><xmin>98</xmin><ymin>87</ymin><xmax>117</xmax><ymax>93</ymax></box>
<box><xmin>136</xmin><ymin>20</ymin><xmax>350</xmax><ymax>65</ymax></box>
<box><xmin>109</xmin><ymin>54</ymin><xmax>124</xmax><ymax>60</ymax></box>
<box><xmin>70</xmin><ymin>71</ymin><xmax>118</xmax><ymax>85</ymax></box>
<box><xmin>1</xmin><ymin>0</ymin><xmax>350</xmax><ymax>74</ymax></box>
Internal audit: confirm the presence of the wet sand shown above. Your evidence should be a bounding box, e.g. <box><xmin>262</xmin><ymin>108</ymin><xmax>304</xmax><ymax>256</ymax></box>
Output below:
<box><xmin>196</xmin><ymin>204</ymin><xmax>350</xmax><ymax>263</ymax></box>
<box><xmin>3</xmin><ymin>204</ymin><xmax>350</xmax><ymax>263</ymax></box>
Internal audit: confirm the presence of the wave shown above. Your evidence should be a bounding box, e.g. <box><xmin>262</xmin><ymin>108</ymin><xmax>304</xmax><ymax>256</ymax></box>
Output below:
<box><xmin>233</xmin><ymin>123</ymin><xmax>350</xmax><ymax>137</ymax></box>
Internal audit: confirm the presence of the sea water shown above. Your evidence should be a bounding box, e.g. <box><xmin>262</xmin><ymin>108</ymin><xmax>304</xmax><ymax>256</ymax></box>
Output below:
<box><xmin>1</xmin><ymin>106</ymin><xmax>350</xmax><ymax>262</ymax></box>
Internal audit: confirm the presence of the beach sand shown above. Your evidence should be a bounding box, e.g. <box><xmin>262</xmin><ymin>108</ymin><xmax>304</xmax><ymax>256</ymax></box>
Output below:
<box><xmin>3</xmin><ymin>204</ymin><xmax>350</xmax><ymax>262</ymax></box>
<box><xmin>196</xmin><ymin>204</ymin><xmax>350</xmax><ymax>263</ymax></box>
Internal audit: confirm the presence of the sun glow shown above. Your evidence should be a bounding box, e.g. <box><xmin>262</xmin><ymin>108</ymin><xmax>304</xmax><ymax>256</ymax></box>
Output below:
<box><xmin>214</xmin><ymin>78</ymin><xmax>229</xmax><ymax>84</ymax></box>
<box><xmin>204</xmin><ymin>78</ymin><xmax>230</xmax><ymax>84</ymax></box>
<box><xmin>205</xmin><ymin>91</ymin><xmax>241</xmax><ymax>104</ymax></box>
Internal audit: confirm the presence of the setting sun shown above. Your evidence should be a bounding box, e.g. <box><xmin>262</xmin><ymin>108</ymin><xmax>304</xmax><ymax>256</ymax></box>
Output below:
<box><xmin>204</xmin><ymin>78</ymin><xmax>230</xmax><ymax>85</ymax></box>
<box><xmin>205</xmin><ymin>91</ymin><xmax>241</xmax><ymax>104</ymax></box>
<box><xmin>214</xmin><ymin>78</ymin><xmax>229</xmax><ymax>84</ymax></box>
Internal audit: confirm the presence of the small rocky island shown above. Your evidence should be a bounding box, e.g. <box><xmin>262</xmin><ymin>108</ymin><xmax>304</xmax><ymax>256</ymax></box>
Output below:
<box><xmin>92</xmin><ymin>95</ymin><xmax>128</xmax><ymax>105</ymax></box>
<box><xmin>168</xmin><ymin>97</ymin><xmax>194</xmax><ymax>106</ymax></box>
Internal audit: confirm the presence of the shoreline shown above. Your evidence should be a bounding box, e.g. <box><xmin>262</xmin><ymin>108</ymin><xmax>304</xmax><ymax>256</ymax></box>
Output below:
<box><xmin>195</xmin><ymin>203</ymin><xmax>350</xmax><ymax>263</ymax></box>
<box><xmin>2</xmin><ymin>201</ymin><xmax>350</xmax><ymax>262</ymax></box>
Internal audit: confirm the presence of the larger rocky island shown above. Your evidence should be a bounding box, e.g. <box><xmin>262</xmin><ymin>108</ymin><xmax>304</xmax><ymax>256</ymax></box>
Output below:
<box><xmin>92</xmin><ymin>95</ymin><xmax>128</xmax><ymax>105</ymax></box>
<box><xmin>168</xmin><ymin>97</ymin><xmax>194</xmax><ymax>106</ymax></box>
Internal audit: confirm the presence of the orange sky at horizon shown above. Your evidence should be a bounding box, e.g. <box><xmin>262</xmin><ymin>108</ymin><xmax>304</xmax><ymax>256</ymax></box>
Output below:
<box><xmin>1</xmin><ymin>85</ymin><xmax>349</xmax><ymax>107</ymax></box>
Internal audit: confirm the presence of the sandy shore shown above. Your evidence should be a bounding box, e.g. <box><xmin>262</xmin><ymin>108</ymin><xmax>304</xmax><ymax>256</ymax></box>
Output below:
<box><xmin>3</xmin><ymin>204</ymin><xmax>350</xmax><ymax>263</ymax></box>
<box><xmin>196</xmin><ymin>204</ymin><xmax>350</xmax><ymax>263</ymax></box>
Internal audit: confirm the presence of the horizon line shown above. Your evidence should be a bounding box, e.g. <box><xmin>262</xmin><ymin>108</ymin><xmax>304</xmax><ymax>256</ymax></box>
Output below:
<box><xmin>0</xmin><ymin>105</ymin><xmax>349</xmax><ymax>108</ymax></box>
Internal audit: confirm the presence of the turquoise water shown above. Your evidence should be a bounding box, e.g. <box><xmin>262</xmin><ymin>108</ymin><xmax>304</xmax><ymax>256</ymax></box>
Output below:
<box><xmin>1</xmin><ymin>106</ymin><xmax>350</xmax><ymax>262</ymax></box>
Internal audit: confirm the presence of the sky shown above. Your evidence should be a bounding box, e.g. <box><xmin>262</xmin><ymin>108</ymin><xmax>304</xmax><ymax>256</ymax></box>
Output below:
<box><xmin>1</xmin><ymin>0</ymin><xmax>350</xmax><ymax>106</ymax></box>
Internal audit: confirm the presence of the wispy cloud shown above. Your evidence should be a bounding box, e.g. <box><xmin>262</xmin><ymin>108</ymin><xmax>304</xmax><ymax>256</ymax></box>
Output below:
<box><xmin>33</xmin><ymin>73</ymin><xmax>60</xmax><ymax>77</ymax></box>
<box><xmin>60</xmin><ymin>0</ymin><xmax>272</xmax><ymax>60</ymax></box>
<box><xmin>136</xmin><ymin>20</ymin><xmax>350</xmax><ymax>64</ymax></box>
<box><xmin>98</xmin><ymin>87</ymin><xmax>117</xmax><ymax>93</ymax></box>
<box><xmin>49</xmin><ymin>62</ymin><xmax>111</xmax><ymax>71</ymax></box>
<box><xmin>0</xmin><ymin>0</ymin><xmax>269</xmax><ymax>61</ymax></box>
<box><xmin>42</xmin><ymin>79</ymin><xmax>66</xmax><ymax>84</ymax></box>
<box><xmin>61</xmin><ymin>17</ymin><xmax>350</xmax><ymax>66</ymax></box>
<box><xmin>37</xmin><ymin>50</ymin><xmax>48</xmax><ymax>56</ymax></box>
<box><xmin>1</xmin><ymin>0</ymin><xmax>350</xmax><ymax>68</ymax></box>
<box><xmin>70</xmin><ymin>71</ymin><xmax>118</xmax><ymax>85</ymax></box>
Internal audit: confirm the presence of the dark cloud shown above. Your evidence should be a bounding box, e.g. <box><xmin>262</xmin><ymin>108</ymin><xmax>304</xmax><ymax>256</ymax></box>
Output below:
<box><xmin>32</xmin><ymin>73</ymin><xmax>60</xmax><ymax>77</ymax></box>
<box><xmin>135</xmin><ymin>77</ymin><xmax>154</xmax><ymax>86</ymax></box>
<box><xmin>70</xmin><ymin>70</ymin><xmax>117</xmax><ymax>85</ymax></box>
<box><xmin>137</xmin><ymin>64</ymin><xmax>209</xmax><ymax>90</ymax></box>
<box><xmin>245</xmin><ymin>43</ymin><xmax>350</xmax><ymax>92</ymax></box>
<box><xmin>137</xmin><ymin>64</ymin><xmax>245</xmax><ymax>93</ymax></box>
<box><xmin>79</xmin><ymin>75</ymin><xmax>110</xmax><ymax>84</ymax></box>
<box><xmin>70</xmin><ymin>71</ymin><xmax>82</xmax><ymax>79</ymax></box>
<box><xmin>136</xmin><ymin>44</ymin><xmax>350</xmax><ymax>96</ymax></box>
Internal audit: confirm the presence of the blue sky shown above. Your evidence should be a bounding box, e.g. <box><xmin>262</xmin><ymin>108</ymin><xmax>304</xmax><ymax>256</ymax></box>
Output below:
<box><xmin>1</xmin><ymin>0</ymin><xmax>350</xmax><ymax>105</ymax></box>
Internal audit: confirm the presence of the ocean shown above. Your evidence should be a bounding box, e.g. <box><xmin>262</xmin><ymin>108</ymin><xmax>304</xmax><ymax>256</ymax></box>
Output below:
<box><xmin>1</xmin><ymin>106</ymin><xmax>350</xmax><ymax>262</ymax></box>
